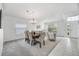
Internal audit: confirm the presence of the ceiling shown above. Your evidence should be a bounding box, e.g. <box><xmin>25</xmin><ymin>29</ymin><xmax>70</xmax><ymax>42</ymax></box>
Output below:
<box><xmin>2</xmin><ymin>3</ymin><xmax>79</xmax><ymax>22</ymax></box>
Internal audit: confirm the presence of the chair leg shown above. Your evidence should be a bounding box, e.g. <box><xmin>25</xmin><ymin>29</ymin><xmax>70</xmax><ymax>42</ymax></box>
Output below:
<box><xmin>31</xmin><ymin>40</ymin><xmax>33</xmax><ymax>46</ymax></box>
<box><xmin>39</xmin><ymin>42</ymin><xmax>41</xmax><ymax>48</ymax></box>
<box><xmin>25</xmin><ymin>38</ymin><xmax>27</xmax><ymax>41</ymax></box>
<box><xmin>43</xmin><ymin>40</ymin><xmax>45</xmax><ymax>45</ymax></box>
<box><xmin>27</xmin><ymin>39</ymin><xmax>30</xmax><ymax>44</ymax></box>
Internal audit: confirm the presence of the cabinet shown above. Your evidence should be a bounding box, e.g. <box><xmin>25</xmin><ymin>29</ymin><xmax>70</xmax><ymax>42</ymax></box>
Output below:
<box><xmin>0</xmin><ymin>29</ymin><xmax>3</xmax><ymax>56</ymax></box>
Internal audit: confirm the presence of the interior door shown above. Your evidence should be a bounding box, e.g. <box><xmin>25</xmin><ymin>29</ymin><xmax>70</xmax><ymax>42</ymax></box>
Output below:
<box><xmin>68</xmin><ymin>21</ymin><xmax>79</xmax><ymax>38</ymax></box>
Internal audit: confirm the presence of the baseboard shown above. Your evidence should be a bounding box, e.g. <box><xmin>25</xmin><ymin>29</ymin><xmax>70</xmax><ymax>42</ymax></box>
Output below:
<box><xmin>3</xmin><ymin>38</ymin><xmax>25</xmax><ymax>44</ymax></box>
<box><xmin>70</xmin><ymin>37</ymin><xmax>78</xmax><ymax>39</ymax></box>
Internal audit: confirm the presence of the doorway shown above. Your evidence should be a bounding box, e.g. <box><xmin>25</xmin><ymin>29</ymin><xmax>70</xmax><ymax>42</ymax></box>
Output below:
<box><xmin>67</xmin><ymin>15</ymin><xmax>79</xmax><ymax>38</ymax></box>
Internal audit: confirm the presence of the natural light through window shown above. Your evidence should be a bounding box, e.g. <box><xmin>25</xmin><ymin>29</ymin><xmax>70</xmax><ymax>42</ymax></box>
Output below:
<box><xmin>16</xmin><ymin>24</ymin><xmax>26</xmax><ymax>34</ymax></box>
<box><xmin>67</xmin><ymin>15</ymin><xmax>79</xmax><ymax>21</ymax></box>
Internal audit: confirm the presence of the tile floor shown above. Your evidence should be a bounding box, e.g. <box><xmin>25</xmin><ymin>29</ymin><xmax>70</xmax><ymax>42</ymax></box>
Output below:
<box><xmin>2</xmin><ymin>37</ymin><xmax>61</xmax><ymax>56</ymax></box>
<box><xmin>49</xmin><ymin>37</ymin><xmax>79</xmax><ymax>56</ymax></box>
<box><xmin>2</xmin><ymin>37</ymin><xmax>79</xmax><ymax>56</ymax></box>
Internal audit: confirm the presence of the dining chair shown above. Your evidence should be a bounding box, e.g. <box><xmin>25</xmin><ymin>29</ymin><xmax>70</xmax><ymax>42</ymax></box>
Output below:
<box><xmin>24</xmin><ymin>31</ymin><xmax>30</xmax><ymax>43</ymax></box>
<box><xmin>34</xmin><ymin>31</ymin><xmax>46</xmax><ymax>48</ymax></box>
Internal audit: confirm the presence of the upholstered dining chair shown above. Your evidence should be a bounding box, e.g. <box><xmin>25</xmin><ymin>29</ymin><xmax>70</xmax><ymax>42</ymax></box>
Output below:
<box><xmin>40</xmin><ymin>32</ymin><xmax>46</xmax><ymax>46</ymax></box>
<box><xmin>25</xmin><ymin>31</ymin><xmax>35</xmax><ymax>45</ymax></box>
<box><xmin>24</xmin><ymin>31</ymin><xmax>30</xmax><ymax>43</ymax></box>
<box><xmin>28</xmin><ymin>32</ymin><xmax>33</xmax><ymax>45</ymax></box>
<box><xmin>34</xmin><ymin>31</ymin><xmax>46</xmax><ymax>48</ymax></box>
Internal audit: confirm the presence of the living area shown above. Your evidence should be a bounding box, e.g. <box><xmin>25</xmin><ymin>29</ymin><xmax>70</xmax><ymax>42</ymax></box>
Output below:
<box><xmin>0</xmin><ymin>3</ymin><xmax>79</xmax><ymax>56</ymax></box>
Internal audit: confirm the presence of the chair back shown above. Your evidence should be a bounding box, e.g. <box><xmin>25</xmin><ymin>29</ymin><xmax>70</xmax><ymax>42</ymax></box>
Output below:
<box><xmin>25</xmin><ymin>31</ymin><xmax>29</xmax><ymax>38</ymax></box>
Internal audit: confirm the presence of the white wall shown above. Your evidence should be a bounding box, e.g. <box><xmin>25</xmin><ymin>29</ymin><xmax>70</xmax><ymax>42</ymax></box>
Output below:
<box><xmin>2</xmin><ymin>14</ymin><xmax>28</xmax><ymax>41</ymax></box>
<box><xmin>0</xmin><ymin>3</ymin><xmax>3</xmax><ymax>56</ymax></box>
<box><xmin>56</xmin><ymin>20</ymin><xmax>66</xmax><ymax>37</ymax></box>
<box><xmin>2</xmin><ymin>15</ymin><xmax>16</xmax><ymax>41</ymax></box>
<box><xmin>0</xmin><ymin>4</ymin><xmax>2</xmax><ymax>9</ymax></box>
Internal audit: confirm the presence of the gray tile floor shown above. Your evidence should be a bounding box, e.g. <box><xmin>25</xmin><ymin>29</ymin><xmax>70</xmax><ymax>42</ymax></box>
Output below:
<box><xmin>2</xmin><ymin>37</ymin><xmax>61</xmax><ymax>56</ymax></box>
<box><xmin>49</xmin><ymin>37</ymin><xmax>79</xmax><ymax>56</ymax></box>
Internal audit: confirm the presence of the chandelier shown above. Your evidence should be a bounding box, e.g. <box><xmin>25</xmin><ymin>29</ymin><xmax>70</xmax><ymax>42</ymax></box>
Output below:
<box><xmin>30</xmin><ymin>18</ymin><xmax>37</xmax><ymax>24</ymax></box>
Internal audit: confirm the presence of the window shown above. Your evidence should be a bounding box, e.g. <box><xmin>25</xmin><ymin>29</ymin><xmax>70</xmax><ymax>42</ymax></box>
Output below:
<box><xmin>16</xmin><ymin>24</ymin><xmax>26</xmax><ymax>34</ymax></box>
<box><xmin>67</xmin><ymin>15</ymin><xmax>79</xmax><ymax>21</ymax></box>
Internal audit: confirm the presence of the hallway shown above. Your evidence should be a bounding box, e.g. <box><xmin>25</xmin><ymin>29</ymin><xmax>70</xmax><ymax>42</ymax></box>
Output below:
<box><xmin>49</xmin><ymin>38</ymin><xmax>79</xmax><ymax>56</ymax></box>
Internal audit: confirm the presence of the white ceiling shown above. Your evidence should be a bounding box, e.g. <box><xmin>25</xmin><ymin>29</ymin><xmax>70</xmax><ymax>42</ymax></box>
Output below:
<box><xmin>2</xmin><ymin>3</ymin><xmax>79</xmax><ymax>22</ymax></box>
